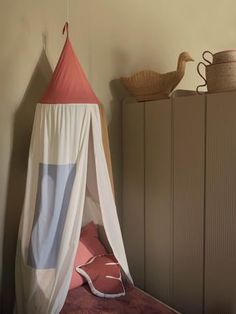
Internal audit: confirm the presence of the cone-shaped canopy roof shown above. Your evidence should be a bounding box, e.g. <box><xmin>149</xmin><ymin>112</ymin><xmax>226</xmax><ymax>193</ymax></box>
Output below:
<box><xmin>40</xmin><ymin>23</ymin><xmax>100</xmax><ymax>104</ymax></box>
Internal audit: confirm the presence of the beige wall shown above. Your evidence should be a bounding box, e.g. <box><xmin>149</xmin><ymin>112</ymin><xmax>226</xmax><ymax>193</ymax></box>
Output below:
<box><xmin>1</xmin><ymin>0</ymin><xmax>236</xmax><ymax>311</ymax></box>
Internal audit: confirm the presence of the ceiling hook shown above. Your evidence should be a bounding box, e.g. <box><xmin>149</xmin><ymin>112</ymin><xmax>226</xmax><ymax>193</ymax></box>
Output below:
<box><xmin>62</xmin><ymin>22</ymin><xmax>69</xmax><ymax>37</ymax></box>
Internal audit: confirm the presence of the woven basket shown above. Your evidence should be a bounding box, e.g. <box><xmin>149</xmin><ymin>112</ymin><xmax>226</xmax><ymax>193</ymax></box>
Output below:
<box><xmin>203</xmin><ymin>50</ymin><xmax>236</xmax><ymax>65</ymax></box>
<box><xmin>206</xmin><ymin>62</ymin><xmax>236</xmax><ymax>92</ymax></box>
<box><xmin>121</xmin><ymin>70</ymin><xmax>166</xmax><ymax>101</ymax></box>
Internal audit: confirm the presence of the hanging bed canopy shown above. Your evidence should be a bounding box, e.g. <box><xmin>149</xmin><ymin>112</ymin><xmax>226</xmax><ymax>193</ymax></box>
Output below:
<box><xmin>15</xmin><ymin>23</ymin><xmax>132</xmax><ymax>314</ymax></box>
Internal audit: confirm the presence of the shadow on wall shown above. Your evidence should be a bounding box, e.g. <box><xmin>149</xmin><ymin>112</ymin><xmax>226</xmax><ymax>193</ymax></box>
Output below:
<box><xmin>0</xmin><ymin>49</ymin><xmax>52</xmax><ymax>314</ymax></box>
<box><xmin>109</xmin><ymin>79</ymin><xmax>131</xmax><ymax>225</ymax></box>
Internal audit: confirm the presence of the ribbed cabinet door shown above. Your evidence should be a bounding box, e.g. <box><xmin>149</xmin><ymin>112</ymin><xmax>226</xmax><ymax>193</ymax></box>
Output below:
<box><xmin>122</xmin><ymin>99</ymin><xmax>145</xmax><ymax>288</ymax></box>
<box><xmin>205</xmin><ymin>92</ymin><xmax>236</xmax><ymax>314</ymax></box>
<box><xmin>145</xmin><ymin>99</ymin><xmax>172</xmax><ymax>304</ymax></box>
<box><xmin>172</xmin><ymin>95</ymin><xmax>205</xmax><ymax>314</ymax></box>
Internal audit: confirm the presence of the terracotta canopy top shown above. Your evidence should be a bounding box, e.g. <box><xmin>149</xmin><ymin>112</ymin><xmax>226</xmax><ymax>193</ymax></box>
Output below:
<box><xmin>40</xmin><ymin>23</ymin><xmax>100</xmax><ymax>104</ymax></box>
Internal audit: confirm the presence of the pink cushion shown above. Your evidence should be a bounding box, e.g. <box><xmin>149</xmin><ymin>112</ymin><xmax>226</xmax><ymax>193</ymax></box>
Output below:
<box><xmin>76</xmin><ymin>254</ymin><xmax>125</xmax><ymax>298</ymax></box>
<box><xmin>69</xmin><ymin>222</ymin><xmax>107</xmax><ymax>290</ymax></box>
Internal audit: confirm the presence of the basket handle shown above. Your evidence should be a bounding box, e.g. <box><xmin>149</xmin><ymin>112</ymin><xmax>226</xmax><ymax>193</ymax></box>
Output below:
<box><xmin>196</xmin><ymin>62</ymin><xmax>207</xmax><ymax>94</ymax></box>
<box><xmin>202</xmin><ymin>50</ymin><xmax>213</xmax><ymax>65</ymax></box>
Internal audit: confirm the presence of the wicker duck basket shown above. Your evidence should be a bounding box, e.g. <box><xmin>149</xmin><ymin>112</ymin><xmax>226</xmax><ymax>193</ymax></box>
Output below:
<box><xmin>121</xmin><ymin>70</ymin><xmax>165</xmax><ymax>101</ymax></box>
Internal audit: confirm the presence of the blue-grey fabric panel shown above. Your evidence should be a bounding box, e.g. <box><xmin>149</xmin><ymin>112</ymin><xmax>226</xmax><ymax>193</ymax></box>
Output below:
<box><xmin>28</xmin><ymin>163</ymin><xmax>76</xmax><ymax>269</ymax></box>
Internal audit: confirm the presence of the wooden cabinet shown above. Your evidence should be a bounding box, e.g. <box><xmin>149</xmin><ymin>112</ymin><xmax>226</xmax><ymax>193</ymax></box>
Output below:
<box><xmin>172</xmin><ymin>95</ymin><xmax>205</xmax><ymax>314</ymax></box>
<box><xmin>205</xmin><ymin>93</ymin><xmax>236</xmax><ymax>314</ymax></box>
<box><xmin>122</xmin><ymin>99</ymin><xmax>145</xmax><ymax>288</ymax></box>
<box><xmin>122</xmin><ymin>91</ymin><xmax>236</xmax><ymax>314</ymax></box>
<box><xmin>145</xmin><ymin>100</ymin><xmax>172</xmax><ymax>305</ymax></box>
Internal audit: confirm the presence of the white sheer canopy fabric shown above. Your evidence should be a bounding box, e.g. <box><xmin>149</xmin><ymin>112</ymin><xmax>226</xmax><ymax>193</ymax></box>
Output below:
<box><xmin>15</xmin><ymin>103</ymin><xmax>132</xmax><ymax>314</ymax></box>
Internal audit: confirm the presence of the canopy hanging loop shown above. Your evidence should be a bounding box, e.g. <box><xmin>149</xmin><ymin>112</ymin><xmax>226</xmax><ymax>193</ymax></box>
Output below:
<box><xmin>62</xmin><ymin>21</ymin><xmax>69</xmax><ymax>38</ymax></box>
